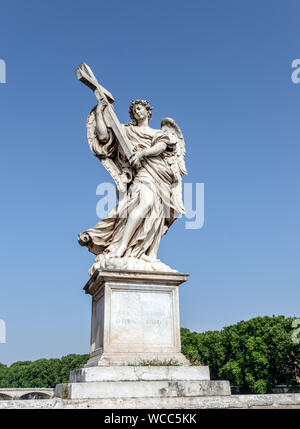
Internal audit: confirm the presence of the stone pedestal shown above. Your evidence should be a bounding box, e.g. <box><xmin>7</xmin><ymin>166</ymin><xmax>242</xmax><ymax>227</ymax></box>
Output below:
<box><xmin>55</xmin><ymin>366</ymin><xmax>231</xmax><ymax>399</ymax></box>
<box><xmin>83</xmin><ymin>269</ymin><xmax>190</xmax><ymax>367</ymax></box>
<box><xmin>55</xmin><ymin>269</ymin><xmax>231</xmax><ymax>400</ymax></box>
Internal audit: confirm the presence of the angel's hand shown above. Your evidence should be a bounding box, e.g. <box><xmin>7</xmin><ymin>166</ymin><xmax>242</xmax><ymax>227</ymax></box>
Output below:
<box><xmin>96</xmin><ymin>96</ymin><xmax>108</xmax><ymax>113</ymax></box>
<box><xmin>129</xmin><ymin>151</ymin><xmax>144</xmax><ymax>169</ymax></box>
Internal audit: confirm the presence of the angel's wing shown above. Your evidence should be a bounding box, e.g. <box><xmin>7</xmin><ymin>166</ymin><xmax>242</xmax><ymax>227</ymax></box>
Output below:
<box><xmin>161</xmin><ymin>117</ymin><xmax>187</xmax><ymax>176</ymax></box>
<box><xmin>161</xmin><ymin>117</ymin><xmax>187</xmax><ymax>217</ymax></box>
<box><xmin>87</xmin><ymin>106</ymin><xmax>133</xmax><ymax>193</ymax></box>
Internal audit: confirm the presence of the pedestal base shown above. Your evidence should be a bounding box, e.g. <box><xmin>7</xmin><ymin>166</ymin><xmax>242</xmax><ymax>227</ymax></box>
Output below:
<box><xmin>86</xmin><ymin>351</ymin><xmax>189</xmax><ymax>367</ymax></box>
<box><xmin>55</xmin><ymin>366</ymin><xmax>231</xmax><ymax>399</ymax></box>
<box><xmin>56</xmin><ymin>269</ymin><xmax>231</xmax><ymax>400</ymax></box>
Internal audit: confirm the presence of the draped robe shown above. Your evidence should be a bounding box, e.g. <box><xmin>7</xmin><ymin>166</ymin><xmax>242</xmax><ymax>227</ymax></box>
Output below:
<box><xmin>80</xmin><ymin>123</ymin><xmax>184</xmax><ymax>260</ymax></box>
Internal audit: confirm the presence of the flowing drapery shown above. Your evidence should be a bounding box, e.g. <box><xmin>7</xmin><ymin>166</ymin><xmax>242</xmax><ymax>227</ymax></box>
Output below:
<box><xmin>80</xmin><ymin>124</ymin><xmax>184</xmax><ymax>259</ymax></box>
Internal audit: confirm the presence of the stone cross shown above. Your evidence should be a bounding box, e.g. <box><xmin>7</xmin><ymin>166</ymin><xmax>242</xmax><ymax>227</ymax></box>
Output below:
<box><xmin>75</xmin><ymin>62</ymin><xmax>133</xmax><ymax>161</ymax></box>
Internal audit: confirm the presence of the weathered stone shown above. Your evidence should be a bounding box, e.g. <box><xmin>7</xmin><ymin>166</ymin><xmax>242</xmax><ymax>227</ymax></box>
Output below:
<box><xmin>84</xmin><ymin>270</ymin><xmax>189</xmax><ymax>367</ymax></box>
<box><xmin>55</xmin><ymin>380</ymin><xmax>231</xmax><ymax>400</ymax></box>
<box><xmin>0</xmin><ymin>388</ymin><xmax>54</xmax><ymax>400</ymax></box>
<box><xmin>76</xmin><ymin>63</ymin><xmax>188</xmax><ymax>275</ymax></box>
<box><xmin>57</xmin><ymin>363</ymin><xmax>229</xmax><ymax>400</ymax></box>
<box><xmin>2</xmin><ymin>394</ymin><xmax>300</xmax><ymax>409</ymax></box>
<box><xmin>69</xmin><ymin>366</ymin><xmax>210</xmax><ymax>383</ymax></box>
<box><xmin>64</xmin><ymin>63</ymin><xmax>232</xmax><ymax>404</ymax></box>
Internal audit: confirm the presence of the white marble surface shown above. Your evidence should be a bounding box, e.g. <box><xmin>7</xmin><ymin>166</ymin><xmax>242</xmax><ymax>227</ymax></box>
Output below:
<box><xmin>85</xmin><ymin>270</ymin><xmax>189</xmax><ymax>367</ymax></box>
<box><xmin>109</xmin><ymin>287</ymin><xmax>173</xmax><ymax>348</ymax></box>
<box><xmin>55</xmin><ymin>380</ymin><xmax>231</xmax><ymax>399</ymax></box>
<box><xmin>76</xmin><ymin>63</ymin><xmax>188</xmax><ymax>275</ymax></box>
<box><xmin>2</xmin><ymin>394</ymin><xmax>300</xmax><ymax>409</ymax></box>
<box><xmin>69</xmin><ymin>366</ymin><xmax>210</xmax><ymax>382</ymax></box>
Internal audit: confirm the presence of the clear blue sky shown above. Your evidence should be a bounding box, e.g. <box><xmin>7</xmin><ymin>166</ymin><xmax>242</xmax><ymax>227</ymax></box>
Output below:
<box><xmin>0</xmin><ymin>0</ymin><xmax>299</xmax><ymax>365</ymax></box>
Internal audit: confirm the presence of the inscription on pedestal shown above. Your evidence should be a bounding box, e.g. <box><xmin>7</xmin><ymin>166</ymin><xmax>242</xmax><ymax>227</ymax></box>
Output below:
<box><xmin>109</xmin><ymin>290</ymin><xmax>174</xmax><ymax>347</ymax></box>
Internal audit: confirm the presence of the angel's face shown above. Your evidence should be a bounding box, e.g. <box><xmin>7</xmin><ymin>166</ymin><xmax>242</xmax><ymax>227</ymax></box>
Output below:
<box><xmin>133</xmin><ymin>104</ymin><xmax>148</xmax><ymax>121</ymax></box>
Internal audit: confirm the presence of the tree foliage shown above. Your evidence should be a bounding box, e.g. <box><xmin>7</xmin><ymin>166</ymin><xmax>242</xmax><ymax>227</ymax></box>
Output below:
<box><xmin>181</xmin><ymin>315</ymin><xmax>300</xmax><ymax>394</ymax></box>
<box><xmin>0</xmin><ymin>354</ymin><xmax>89</xmax><ymax>388</ymax></box>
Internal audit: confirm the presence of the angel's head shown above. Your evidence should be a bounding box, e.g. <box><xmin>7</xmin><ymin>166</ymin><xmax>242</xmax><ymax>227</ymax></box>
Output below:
<box><xmin>129</xmin><ymin>100</ymin><xmax>152</xmax><ymax>125</ymax></box>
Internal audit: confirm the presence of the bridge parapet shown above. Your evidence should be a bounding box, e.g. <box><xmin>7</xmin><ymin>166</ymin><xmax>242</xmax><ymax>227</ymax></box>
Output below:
<box><xmin>0</xmin><ymin>388</ymin><xmax>54</xmax><ymax>400</ymax></box>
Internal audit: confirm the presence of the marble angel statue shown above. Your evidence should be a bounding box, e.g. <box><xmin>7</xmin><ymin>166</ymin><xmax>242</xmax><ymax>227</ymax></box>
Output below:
<box><xmin>76</xmin><ymin>63</ymin><xmax>187</xmax><ymax>275</ymax></box>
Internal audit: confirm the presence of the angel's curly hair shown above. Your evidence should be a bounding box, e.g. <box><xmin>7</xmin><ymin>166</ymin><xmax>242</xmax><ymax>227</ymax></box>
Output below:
<box><xmin>128</xmin><ymin>99</ymin><xmax>152</xmax><ymax>125</ymax></box>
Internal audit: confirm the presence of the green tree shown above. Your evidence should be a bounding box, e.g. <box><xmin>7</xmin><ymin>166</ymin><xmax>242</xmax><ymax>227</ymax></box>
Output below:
<box><xmin>0</xmin><ymin>354</ymin><xmax>89</xmax><ymax>388</ymax></box>
<box><xmin>60</xmin><ymin>354</ymin><xmax>89</xmax><ymax>383</ymax></box>
<box><xmin>0</xmin><ymin>363</ymin><xmax>8</xmax><ymax>388</ymax></box>
<box><xmin>181</xmin><ymin>315</ymin><xmax>300</xmax><ymax>394</ymax></box>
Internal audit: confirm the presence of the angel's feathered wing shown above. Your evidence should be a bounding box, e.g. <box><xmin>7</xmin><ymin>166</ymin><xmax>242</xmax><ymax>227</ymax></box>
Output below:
<box><xmin>161</xmin><ymin>117</ymin><xmax>187</xmax><ymax>221</ymax></box>
<box><xmin>86</xmin><ymin>106</ymin><xmax>133</xmax><ymax>193</ymax></box>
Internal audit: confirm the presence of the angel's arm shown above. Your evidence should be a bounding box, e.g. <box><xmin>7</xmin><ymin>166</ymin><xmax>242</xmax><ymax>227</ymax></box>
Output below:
<box><xmin>141</xmin><ymin>142</ymin><xmax>167</xmax><ymax>158</ymax></box>
<box><xmin>130</xmin><ymin>141</ymin><xmax>167</xmax><ymax>168</ymax></box>
<box><xmin>95</xmin><ymin>99</ymin><xmax>110</xmax><ymax>143</ymax></box>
